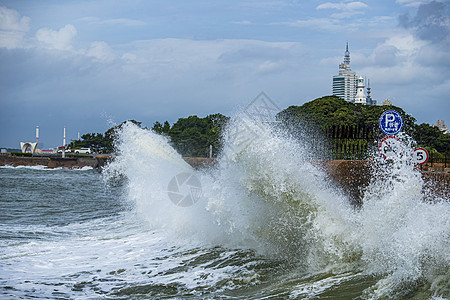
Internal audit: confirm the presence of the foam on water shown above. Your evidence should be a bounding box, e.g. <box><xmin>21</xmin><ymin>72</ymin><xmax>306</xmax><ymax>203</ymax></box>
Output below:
<box><xmin>104</xmin><ymin>119</ymin><xmax>449</xmax><ymax>298</ymax></box>
<box><xmin>0</xmin><ymin>164</ymin><xmax>93</xmax><ymax>171</ymax></box>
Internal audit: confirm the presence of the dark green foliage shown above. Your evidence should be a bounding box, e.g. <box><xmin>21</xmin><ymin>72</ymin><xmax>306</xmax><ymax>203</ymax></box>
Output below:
<box><xmin>11</xmin><ymin>152</ymin><xmax>32</xmax><ymax>157</ymax></box>
<box><xmin>69</xmin><ymin>120</ymin><xmax>143</xmax><ymax>153</ymax></box>
<box><xmin>277</xmin><ymin>95</ymin><xmax>449</xmax><ymax>155</ymax></box>
<box><xmin>413</xmin><ymin>123</ymin><xmax>450</xmax><ymax>153</ymax></box>
<box><xmin>277</xmin><ymin>95</ymin><xmax>416</xmax><ymax>134</ymax></box>
<box><xmin>67</xmin><ymin>96</ymin><xmax>448</xmax><ymax>158</ymax></box>
<box><xmin>153</xmin><ymin>113</ymin><xmax>229</xmax><ymax>157</ymax></box>
<box><xmin>69</xmin><ymin>133</ymin><xmax>111</xmax><ymax>153</ymax></box>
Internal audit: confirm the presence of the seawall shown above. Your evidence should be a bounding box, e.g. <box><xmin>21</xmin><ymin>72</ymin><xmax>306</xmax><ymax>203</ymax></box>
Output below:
<box><xmin>0</xmin><ymin>154</ymin><xmax>111</xmax><ymax>169</ymax></box>
<box><xmin>1</xmin><ymin>155</ymin><xmax>448</xmax><ymax>204</ymax></box>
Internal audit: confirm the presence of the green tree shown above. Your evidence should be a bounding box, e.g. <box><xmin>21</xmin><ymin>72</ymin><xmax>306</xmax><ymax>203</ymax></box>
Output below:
<box><xmin>152</xmin><ymin>113</ymin><xmax>229</xmax><ymax>157</ymax></box>
<box><xmin>277</xmin><ymin>95</ymin><xmax>416</xmax><ymax>135</ymax></box>
<box><xmin>69</xmin><ymin>120</ymin><xmax>143</xmax><ymax>153</ymax></box>
<box><xmin>69</xmin><ymin>133</ymin><xmax>111</xmax><ymax>153</ymax></box>
<box><xmin>412</xmin><ymin>123</ymin><xmax>450</xmax><ymax>153</ymax></box>
<box><xmin>276</xmin><ymin>95</ymin><xmax>450</xmax><ymax>157</ymax></box>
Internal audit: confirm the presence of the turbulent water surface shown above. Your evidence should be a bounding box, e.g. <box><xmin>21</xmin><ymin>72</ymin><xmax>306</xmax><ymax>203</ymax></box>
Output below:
<box><xmin>1</xmin><ymin>121</ymin><xmax>449</xmax><ymax>299</ymax></box>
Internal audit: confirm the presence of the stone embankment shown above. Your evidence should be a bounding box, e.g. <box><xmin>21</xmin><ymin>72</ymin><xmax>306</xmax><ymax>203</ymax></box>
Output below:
<box><xmin>0</xmin><ymin>154</ymin><xmax>111</xmax><ymax>169</ymax></box>
<box><xmin>1</xmin><ymin>155</ymin><xmax>448</xmax><ymax>204</ymax></box>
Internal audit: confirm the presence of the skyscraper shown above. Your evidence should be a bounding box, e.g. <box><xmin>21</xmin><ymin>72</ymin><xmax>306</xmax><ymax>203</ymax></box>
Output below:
<box><xmin>332</xmin><ymin>43</ymin><xmax>357</xmax><ymax>103</ymax></box>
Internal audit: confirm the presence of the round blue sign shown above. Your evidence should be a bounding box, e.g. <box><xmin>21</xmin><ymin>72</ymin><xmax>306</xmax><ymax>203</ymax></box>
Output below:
<box><xmin>379</xmin><ymin>110</ymin><xmax>403</xmax><ymax>135</ymax></box>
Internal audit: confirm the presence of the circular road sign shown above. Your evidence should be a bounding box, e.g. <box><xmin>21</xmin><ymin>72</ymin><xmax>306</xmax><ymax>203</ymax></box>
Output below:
<box><xmin>379</xmin><ymin>135</ymin><xmax>404</xmax><ymax>159</ymax></box>
<box><xmin>412</xmin><ymin>148</ymin><xmax>429</xmax><ymax>165</ymax></box>
<box><xmin>379</xmin><ymin>110</ymin><xmax>403</xmax><ymax>135</ymax></box>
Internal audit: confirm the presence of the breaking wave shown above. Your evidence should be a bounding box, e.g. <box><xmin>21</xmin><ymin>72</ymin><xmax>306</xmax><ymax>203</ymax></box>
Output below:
<box><xmin>104</xmin><ymin>119</ymin><xmax>450</xmax><ymax>298</ymax></box>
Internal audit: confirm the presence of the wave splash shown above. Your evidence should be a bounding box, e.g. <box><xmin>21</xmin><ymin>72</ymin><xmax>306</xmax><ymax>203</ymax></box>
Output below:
<box><xmin>105</xmin><ymin>120</ymin><xmax>450</xmax><ymax>298</ymax></box>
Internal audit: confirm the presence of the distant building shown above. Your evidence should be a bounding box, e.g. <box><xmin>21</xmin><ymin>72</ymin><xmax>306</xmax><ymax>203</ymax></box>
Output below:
<box><xmin>332</xmin><ymin>43</ymin><xmax>375</xmax><ymax>105</ymax></box>
<box><xmin>332</xmin><ymin>43</ymin><xmax>357</xmax><ymax>103</ymax></box>
<box><xmin>433</xmin><ymin>120</ymin><xmax>449</xmax><ymax>134</ymax></box>
<box><xmin>365</xmin><ymin>79</ymin><xmax>376</xmax><ymax>105</ymax></box>
<box><xmin>382</xmin><ymin>98</ymin><xmax>392</xmax><ymax>106</ymax></box>
<box><xmin>20</xmin><ymin>142</ymin><xmax>37</xmax><ymax>154</ymax></box>
<box><xmin>354</xmin><ymin>76</ymin><xmax>367</xmax><ymax>104</ymax></box>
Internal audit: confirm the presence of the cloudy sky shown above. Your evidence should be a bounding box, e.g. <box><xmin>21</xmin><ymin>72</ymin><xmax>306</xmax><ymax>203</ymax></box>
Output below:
<box><xmin>1</xmin><ymin>0</ymin><xmax>449</xmax><ymax>148</ymax></box>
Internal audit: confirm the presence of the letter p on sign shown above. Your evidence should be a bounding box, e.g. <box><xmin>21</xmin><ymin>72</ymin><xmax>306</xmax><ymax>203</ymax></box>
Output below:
<box><xmin>380</xmin><ymin>110</ymin><xmax>403</xmax><ymax>135</ymax></box>
<box><xmin>385</xmin><ymin>113</ymin><xmax>395</xmax><ymax>125</ymax></box>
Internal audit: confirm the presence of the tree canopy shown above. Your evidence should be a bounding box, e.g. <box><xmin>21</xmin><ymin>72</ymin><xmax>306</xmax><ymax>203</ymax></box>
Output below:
<box><xmin>152</xmin><ymin>113</ymin><xmax>229</xmax><ymax>157</ymax></box>
<box><xmin>68</xmin><ymin>120</ymin><xmax>143</xmax><ymax>153</ymax></box>
<box><xmin>69</xmin><ymin>96</ymin><xmax>448</xmax><ymax>156</ymax></box>
<box><xmin>277</xmin><ymin>95</ymin><xmax>449</xmax><ymax>154</ymax></box>
<box><xmin>277</xmin><ymin>95</ymin><xmax>416</xmax><ymax>133</ymax></box>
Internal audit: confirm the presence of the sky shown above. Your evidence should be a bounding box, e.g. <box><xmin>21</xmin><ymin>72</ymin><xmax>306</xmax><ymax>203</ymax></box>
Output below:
<box><xmin>0</xmin><ymin>0</ymin><xmax>449</xmax><ymax>149</ymax></box>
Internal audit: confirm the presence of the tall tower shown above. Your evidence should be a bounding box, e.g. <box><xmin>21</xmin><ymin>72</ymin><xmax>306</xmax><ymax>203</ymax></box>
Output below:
<box><xmin>366</xmin><ymin>79</ymin><xmax>376</xmax><ymax>105</ymax></box>
<box><xmin>344</xmin><ymin>42</ymin><xmax>350</xmax><ymax>65</ymax></box>
<box><xmin>332</xmin><ymin>43</ymin><xmax>357</xmax><ymax>103</ymax></box>
<box><xmin>354</xmin><ymin>76</ymin><xmax>366</xmax><ymax>104</ymax></box>
<box><xmin>36</xmin><ymin>126</ymin><xmax>39</xmax><ymax>144</ymax></box>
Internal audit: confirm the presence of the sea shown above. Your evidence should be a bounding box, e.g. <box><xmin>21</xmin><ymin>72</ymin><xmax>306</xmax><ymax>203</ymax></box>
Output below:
<box><xmin>1</xmin><ymin>119</ymin><xmax>449</xmax><ymax>299</ymax></box>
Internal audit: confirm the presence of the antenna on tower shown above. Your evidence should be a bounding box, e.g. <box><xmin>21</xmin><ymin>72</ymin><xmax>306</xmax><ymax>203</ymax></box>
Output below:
<box><xmin>344</xmin><ymin>42</ymin><xmax>350</xmax><ymax>65</ymax></box>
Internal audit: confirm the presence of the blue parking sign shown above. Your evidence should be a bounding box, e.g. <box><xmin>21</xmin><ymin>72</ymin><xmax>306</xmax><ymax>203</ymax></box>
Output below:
<box><xmin>379</xmin><ymin>110</ymin><xmax>403</xmax><ymax>135</ymax></box>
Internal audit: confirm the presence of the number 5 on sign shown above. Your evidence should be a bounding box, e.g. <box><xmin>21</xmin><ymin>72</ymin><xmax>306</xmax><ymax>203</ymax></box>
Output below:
<box><xmin>412</xmin><ymin>148</ymin><xmax>429</xmax><ymax>165</ymax></box>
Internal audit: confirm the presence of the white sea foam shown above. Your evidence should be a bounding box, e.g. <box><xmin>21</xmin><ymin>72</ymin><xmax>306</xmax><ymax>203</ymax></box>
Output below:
<box><xmin>103</xmin><ymin>119</ymin><xmax>449</xmax><ymax>298</ymax></box>
<box><xmin>0</xmin><ymin>164</ymin><xmax>93</xmax><ymax>171</ymax></box>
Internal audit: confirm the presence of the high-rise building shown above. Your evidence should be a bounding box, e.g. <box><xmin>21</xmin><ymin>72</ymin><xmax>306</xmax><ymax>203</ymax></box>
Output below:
<box><xmin>332</xmin><ymin>43</ymin><xmax>357</xmax><ymax>103</ymax></box>
<box><xmin>331</xmin><ymin>43</ymin><xmax>376</xmax><ymax>105</ymax></box>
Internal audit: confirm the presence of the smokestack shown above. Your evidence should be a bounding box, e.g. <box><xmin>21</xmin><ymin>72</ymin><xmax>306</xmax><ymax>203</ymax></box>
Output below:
<box><xmin>63</xmin><ymin>127</ymin><xmax>66</xmax><ymax>147</ymax></box>
<box><xmin>36</xmin><ymin>126</ymin><xmax>39</xmax><ymax>144</ymax></box>
<box><xmin>62</xmin><ymin>127</ymin><xmax>66</xmax><ymax>158</ymax></box>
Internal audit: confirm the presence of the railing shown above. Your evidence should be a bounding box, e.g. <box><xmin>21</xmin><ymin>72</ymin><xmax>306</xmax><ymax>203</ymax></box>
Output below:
<box><xmin>319</xmin><ymin>125</ymin><xmax>449</xmax><ymax>165</ymax></box>
<box><xmin>322</xmin><ymin>125</ymin><xmax>378</xmax><ymax>160</ymax></box>
<box><xmin>427</xmin><ymin>154</ymin><xmax>449</xmax><ymax>168</ymax></box>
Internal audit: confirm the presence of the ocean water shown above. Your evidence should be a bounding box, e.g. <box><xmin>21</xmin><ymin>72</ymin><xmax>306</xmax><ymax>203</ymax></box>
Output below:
<box><xmin>1</xmin><ymin>121</ymin><xmax>449</xmax><ymax>299</ymax></box>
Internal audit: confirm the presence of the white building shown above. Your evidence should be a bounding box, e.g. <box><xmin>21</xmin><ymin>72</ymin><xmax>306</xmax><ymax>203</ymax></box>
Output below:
<box><xmin>332</xmin><ymin>43</ymin><xmax>357</xmax><ymax>103</ymax></box>
<box><xmin>433</xmin><ymin>120</ymin><xmax>449</xmax><ymax>134</ymax></box>
<box><xmin>354</xmin><ymin>76</ymin><xmax>366</xmax><ymax>104</ymax></box>
<box><xmin>332</xmin><ymin>43</ymin><xmax>374</xmax><ymax>105</ymax></box>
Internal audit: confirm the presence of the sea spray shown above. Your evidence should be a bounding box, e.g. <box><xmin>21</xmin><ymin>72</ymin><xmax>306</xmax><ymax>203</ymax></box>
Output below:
<box><xmin>206</xmin><ymin>117</ymin><xmax>358</xmax><ymax>268</ymax></box>
<box><xmin>356</xmin><ymin>141</ymin><xmax>450</xmax><ymax>298</ymax></box>
<box><xmin>104</xmin><ymin>119</ymin><xmax>450</xmax><ymax>298</ymax></box>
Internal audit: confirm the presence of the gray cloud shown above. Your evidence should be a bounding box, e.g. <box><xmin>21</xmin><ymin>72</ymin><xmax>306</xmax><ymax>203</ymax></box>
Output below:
<box><xmin>399</xmin><ymin>1</ymin><xmax>450</xmax><ymax>44</ymax></box>
<box><xmin>372</xmin><ymin>45</ymin><xmax>399</xmax><ymax>67</ymax></box>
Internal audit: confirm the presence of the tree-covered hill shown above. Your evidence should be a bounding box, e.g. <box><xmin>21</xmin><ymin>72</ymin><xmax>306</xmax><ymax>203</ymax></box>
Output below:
<box><xmin>69</xmin><ymin>95</ymin><xmax>448</xmax><ymax>156</ymax></box>
<box><xmin>277</xmin><ymin>95</ymin><xmax>416</xmax><ymax>132</ymax></box>
<box><xmin>277</xmin><ymin>95</ymin><xmax>449</xmax><ymax>154</ymax></box>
